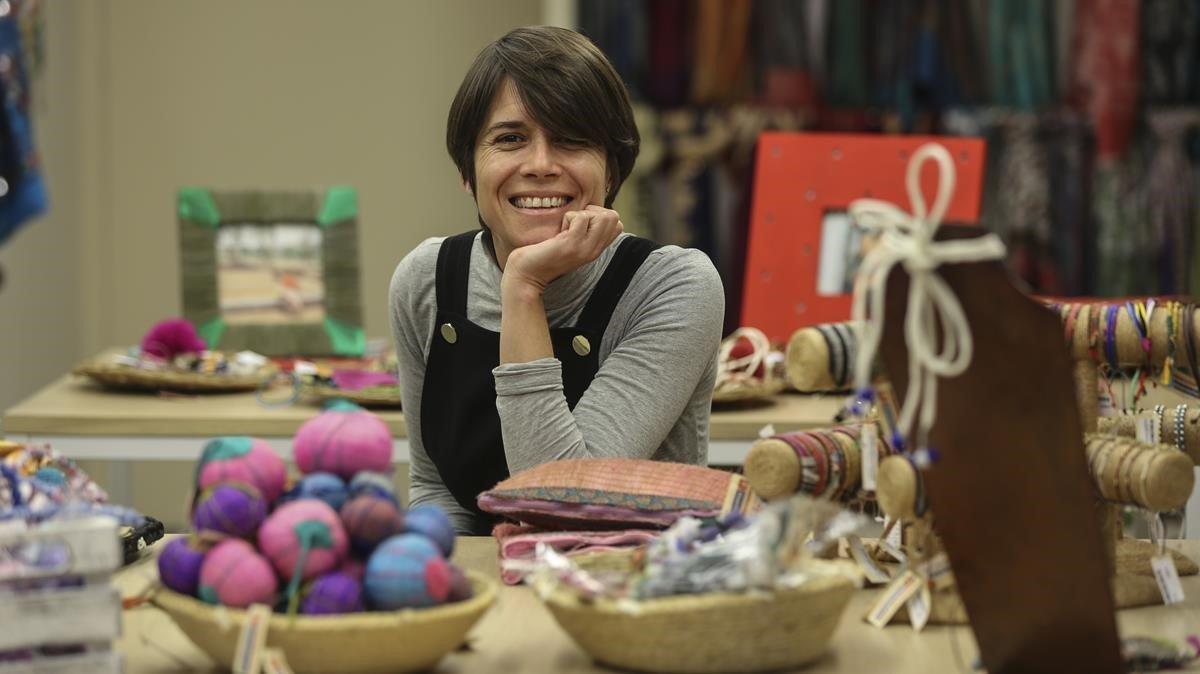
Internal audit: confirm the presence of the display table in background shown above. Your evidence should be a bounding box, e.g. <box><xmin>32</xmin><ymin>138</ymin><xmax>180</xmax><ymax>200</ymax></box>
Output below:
<box><xmin>115</xmin><ymin>536</ymin><xmax>1200</xmax><ymax>673</ymax></box>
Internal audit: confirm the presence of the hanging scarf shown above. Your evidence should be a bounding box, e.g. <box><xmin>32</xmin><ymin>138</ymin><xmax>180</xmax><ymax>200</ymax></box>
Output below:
<box><xmin>1145</xmin><ymin>109</ymin><xmax>1200</xmax><ymax>293</ymax></box>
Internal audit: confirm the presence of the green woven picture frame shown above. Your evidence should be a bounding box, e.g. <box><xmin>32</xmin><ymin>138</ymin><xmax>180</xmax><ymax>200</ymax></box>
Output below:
<box><xmin>178</xmin><ymin>187</ymin><xmax>365</xmax><ymax>357</ymax></box>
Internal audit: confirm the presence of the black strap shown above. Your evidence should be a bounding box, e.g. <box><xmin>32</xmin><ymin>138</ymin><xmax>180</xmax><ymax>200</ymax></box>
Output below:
<box><xmin>575</xmin><ymin>236</ymin><xmax>659</xmax><ymax>337</ymax></box>
<box><xmin>434</xmin><ymin>231</ymin><xmax>478</xmax><ymax>317</ymax></box>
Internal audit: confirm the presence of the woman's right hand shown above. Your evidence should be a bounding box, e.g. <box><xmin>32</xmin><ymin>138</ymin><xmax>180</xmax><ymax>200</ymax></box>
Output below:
<box><xmin>501</xmin><ymin>205</ymin><xmax>624</xmax><ymax>295</ymax></box>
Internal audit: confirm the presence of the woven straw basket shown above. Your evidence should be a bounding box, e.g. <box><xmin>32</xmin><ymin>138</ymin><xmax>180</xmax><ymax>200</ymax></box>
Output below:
<box><xmin>73</xmin><ymin>360</ymin><xmax>274</xmax><ymax>393</ymax></box>
<box><xmin>542</xmin><ymin>569</ymin><xmax>855</xmax><ymax>674</ymax></box>
<box><xmin>153</xmin><ymin>571</ymin><xmax>495</xmax><ymax>673</ymax></box>
<box><xmin>711</xmin><ymin>377</ymin><xmax>785</xmax><ymax>404</ymax></box>
<box><xmin>308</xmin><ymin>384</ymin><xmax>403</xmax><ymax>409</ymax></box>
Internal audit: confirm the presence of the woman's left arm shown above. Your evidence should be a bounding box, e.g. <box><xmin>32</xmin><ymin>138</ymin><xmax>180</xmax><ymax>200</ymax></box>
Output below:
<box><xmin>494</xmin><ymin>248</ymin><xmax>724</xmax><ymax>473</ymax></box>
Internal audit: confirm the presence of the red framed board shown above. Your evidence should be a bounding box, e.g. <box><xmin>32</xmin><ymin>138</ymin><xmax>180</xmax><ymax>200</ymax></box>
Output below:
<box><xmin>741</xmin><ymin>132</ymin><xmax>987</xmax><ymax>343</ymax></box>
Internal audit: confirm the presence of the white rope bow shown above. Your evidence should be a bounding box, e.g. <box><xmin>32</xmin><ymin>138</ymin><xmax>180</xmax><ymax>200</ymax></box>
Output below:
<box><xmin>848</xmin><ymin>143</ymin><xmax>1007</xmax><ymax>456</ymax></box>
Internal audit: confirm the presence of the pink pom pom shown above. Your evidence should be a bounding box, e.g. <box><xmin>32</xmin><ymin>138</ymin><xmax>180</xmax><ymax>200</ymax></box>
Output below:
<box><xmin>197</xmin><ymin>539</ymin><xmax>277</xmax><ymax>608</ymax></box>
<box><xmin>257</xmin><ymin>500</ymin><xmax>348</xmax><ymax>581</ymax></box>
<box><xmin>141</xmin><ymin>318</ymin><xmax>208</xmax><ymax>360</ymax></box>
<box><xmin>197</xmin><ymin>437</ymin><xmax>287</xmax><ymax>503</ymax></box>
<box><xmin>293</xmin><ymin>402</ymin><xmax>392</xmax><ymax>479</ymax></box>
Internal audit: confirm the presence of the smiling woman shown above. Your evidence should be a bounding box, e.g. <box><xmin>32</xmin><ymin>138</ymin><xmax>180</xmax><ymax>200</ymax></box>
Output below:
<box><xmin>389</xmin><ymin>26</ymin><xmax>725</xmax><ymax>535</ymax></box>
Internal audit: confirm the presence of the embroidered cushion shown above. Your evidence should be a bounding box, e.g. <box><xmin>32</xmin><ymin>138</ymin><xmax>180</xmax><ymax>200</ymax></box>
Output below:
<box><xmin>476</xmin><ymin>458</ymin><xmax>760</xmax><ymax>530</ymax></box>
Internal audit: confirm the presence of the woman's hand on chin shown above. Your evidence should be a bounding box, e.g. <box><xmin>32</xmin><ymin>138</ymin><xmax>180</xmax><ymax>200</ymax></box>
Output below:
<box><xmin>501</xmin><ymin>205</ymin><xmax>623</xmax><ymax>294</ymax></box>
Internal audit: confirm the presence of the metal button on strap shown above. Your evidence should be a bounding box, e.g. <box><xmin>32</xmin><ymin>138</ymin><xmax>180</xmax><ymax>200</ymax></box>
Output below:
<box><xmin>572</xmin><ymin>335</ymin><xmax>591</xmax><ymax>357</ymax></box>
<box><xmin>440</xmin><ymin>323</ymin><xmax>457</xmax><ymax>344</ymax></box>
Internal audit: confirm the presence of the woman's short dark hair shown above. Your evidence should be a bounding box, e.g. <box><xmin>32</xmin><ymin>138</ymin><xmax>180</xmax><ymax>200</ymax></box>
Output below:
<box><xmin>446</xmin><ymin>26</ymin><xmax>639</xmax><ymax>208</ymax></box>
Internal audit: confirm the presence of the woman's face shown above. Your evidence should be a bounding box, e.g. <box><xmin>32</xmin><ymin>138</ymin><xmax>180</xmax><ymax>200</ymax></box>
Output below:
<box><xmin>472</xmin><ymin>79</ymin><xmax>608</xmax><ymax>268</ymax></box>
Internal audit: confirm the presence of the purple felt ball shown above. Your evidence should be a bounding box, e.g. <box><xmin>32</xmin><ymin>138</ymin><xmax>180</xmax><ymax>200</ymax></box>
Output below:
<box><xmin>301</xmin><ymin>571</ymin><xmax>364</xmax><ymax>615</ymax></box>
<box><xmin>340</xmin><ymin>495</ymin><xmax>405</xmax><ymax>555</ymax></box>
<box><xmin>197</xmin><ymin>539</ymin><xmax>277</xmax><ymax>608</ymax></box>
<box><xmin>403</xmin><ymin>505</ymin><xmax>456</xmax><ymax>556</ymax></box>
<box><xmin>446</xmin><ymin>564</ymin><xmax>473</xmax><ymax>602</ymax></box>
<box><xmin>196</xmin><ymin>437</ymin><xmax>287</xmax><ymax>503</ymax></box>
<box><xmin>192</xmin><ymin>482</ymin><xmax>267</xmax><ymax>539</ymax></box>
<box><xmin>363</xmin><ymin>534</ymin><xmax>451</xmax><ymax>610</ymax></box>
<box><xmin>293</xmin><ymin>402</ymin><xmax>392</xmax><ymax>479</ymax></box>
<box><xmin>158</xmin><ymin>536</ymin><xmax>207</xmax><ymax>596</ymax></box>
<box><xmin>257</xmin><ymin>500</ymin><xmax>348</xmax><ymax>581</ymax></box>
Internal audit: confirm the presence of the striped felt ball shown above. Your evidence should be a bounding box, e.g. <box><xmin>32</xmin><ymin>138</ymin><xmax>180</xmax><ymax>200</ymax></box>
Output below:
<box><xmin>197</xmin><ymin>539</ymin><xmax>277</xmax><ymax>608</ymax></box>
<box><xmin>257</xmin><ymin>500</ymin><xmax>348</xmax><ymax>581</ymax></box>
<box><xmin>293</xmin><ymin>401</ymin><xmax>392</xmax><ymax>480</ymax></box>
<box><xmin>157</xmin><ymin>536</ymin><xmax>207</xmax><ymax>597</ymax></box>
<box><xmin>279</xmin><ymin>472</ymin><xmax>348</xmax><ymax>513</ymax></box>
<box><xmin>192</xmin><ymin>482</ymin><xmax>267</xmax><ymax>539</ymax></box>
<box><xmin>301</xmin><ymin>571</ymin><xmax>364</xmax><ymax>615</ymax></box>
<box><xmin>363</xmin><ymin>534</ymin><xmax>451</xmax><ymax>610</ymax></box>
<box><xmin>196</xmin><ymin>436</ymin><xmax>287</xmax><ymax>503</ymax></box>
<box><xmin>348</xmin><ymin>471</ymin><xmax>399</xmax><ymax>506</ymax></box>
<box><xmin>340</xmin><ymin>495</ymin><xmax>405</xmax><ymax>555</ymax></box>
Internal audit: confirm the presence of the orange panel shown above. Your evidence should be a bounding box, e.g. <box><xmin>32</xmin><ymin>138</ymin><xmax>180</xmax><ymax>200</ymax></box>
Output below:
<box><xmin>741</xmin><ymin>132</ymin><xmax>987</xmax><ymax>342</ymax></box>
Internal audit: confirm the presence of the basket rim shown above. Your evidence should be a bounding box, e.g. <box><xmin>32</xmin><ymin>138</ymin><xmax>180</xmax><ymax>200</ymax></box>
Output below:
<box><xmin>542</xmin><ymin>571</ymin><xmax>854</xmax><ymax>616</ymax></box>
<box><xmin>73</xmin><ymin>359</ymin><xmax>275</xmax><ymax>392</ymax></box>
<box><xmin>308</xmin><ymin>384</ymin><xmax>403</xmax><ymax>407</ymax></box>
<box><xmin>153</xmin><ymin>568</ymin><xmax>497</xmax><ymax>629</ymax></box>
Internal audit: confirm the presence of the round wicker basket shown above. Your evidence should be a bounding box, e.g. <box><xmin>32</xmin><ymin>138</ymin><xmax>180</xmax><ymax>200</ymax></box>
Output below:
<box><xmin>711</xmin><ymin>376</ymin><xmax>785</xmax><ymax>404</ymax></box>
<box><xmin>542</xmin><ymin>570</ymin><xmax>855</xmax><ymax>674</ymax></box>
<box><xmin>73</xmin><ymin>360</ymin><xmax>275</xmax><ymax>393</ymax></box>
<box><xmin>308</xmin><ymin>384</ymin><xmax>403</xmax><ymax>409</ymax></box>
<box><xmin>153</xmin><ymin>571</ymin><xmax>496</xmax><ymax>673</ymax></box>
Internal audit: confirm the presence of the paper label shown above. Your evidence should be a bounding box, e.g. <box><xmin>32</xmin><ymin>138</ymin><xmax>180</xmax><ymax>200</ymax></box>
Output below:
<box><xmin>261</xmin><ymin>649</ymin><xmax>294</xmax><ymax>674</ymax></box>
<box><xmin>1097</xmin><ymin>390</ymin><xmax>1114</xmax><ymax>416</ymax></box>
<box><xmin>233</xmin><ymin>603</ymin><xmax>272</xmax><ymax>674</ymax></box>
<box><xmin>861</xmin><ymin>424</ymin><xmax>879</xmax><ymax>491</ymax></box>
<box><xmin>907</xmin><ymin>583</ymin><xmax>932</xmax><ymax>632</ymax></box>
<box><xmin>1136</xmin><ymin>413</ymin><xmax>1159</xmax><ymax>445</ymax></box>
<box><xmin>867</xmin><ymin>570</ymin><xmax>924</xmax><ymax>628</ymax></box>
<box><xmin>1151</xmin><ymin>555</ymin><xmax>1186</xmax><ymax>605</ymax></box>
<box><xmin>885</xmin><ymin>517</ymin><xmax>903</xmax><ymax>549</ymax></box>
<box><xmin>917</xmin><ymin>553</ymin><xmax>954</xmax><ymax>590</ymax></box>
<box><xmin>847</xmin><ymin>535</ymin><xmax>891</xmax><ymax>584</ymax></box>
<box><xmin>758</xmin><ymin>424</ymin><xmax>776</xmax><ymax>439</ymax></box>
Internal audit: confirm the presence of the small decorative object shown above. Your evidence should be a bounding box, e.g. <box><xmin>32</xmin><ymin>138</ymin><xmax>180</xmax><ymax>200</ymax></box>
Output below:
<box><xmin>257</xmin><ymin>500</ymin><xmax>348</xmax><ymax>582</ymax></box>
<box><xmin>196</xmin><ymin>437</ymin><xmax>287</xmax><ymax>503</ymax></box>
<box><xmin>364</xmin><ymin>534</ymin><xmax>452</xmax><ymax>610</ymax></box>
<box><xmin>712</xmin><ymin>327</ymin><xmax>786</xmax><ymax>404</ymax></box>
<box><xmin>341</xmin><ymin>495</ymin><xmax>405</xmax><ymax>555</ymax></box>
<box><xmin>157</xmin><ymin>537</ymin><xmax>209</xmax><ymax>597</ymax></box>
<box><xmin>403</xmin><ymin>505</ymin><xmax>456</xmax><ymax>557</ymax></box>
<box><xmin>177</xmin><ymin>186</ymin><xmax>365</xmax><ymax>357</ymax></box>
<box><xmin>281</xmin><ymin>472</ymin><xmax>349</xmax><ymax>513</ymax></box>
<box><xmin>192</xmin><ymin>482</ymin><xmax>268</xmax><ymax>539</ymax></box>
<box><xmin>140</xmin><ymin>318</ymin><xmax>208</xmax><ymax>360</ymax></box>
<box><xmin>301</xmin><ymin>571</ymin><xmax>364</xmax><ymax>615</ymax></box>
<box><xmin>293</xmin><ymin>401</ymin><xmax>393</xmax><ymax>479</ymax></box>
<box><xmin>348</xmin><ymin>471</ymin><xmax>398</xmax><ymax>505</ymax></box>
<box><xmin>198</xmin><ymin>539</ymin><xmax>278</xmax><ymax>608</ymax></box>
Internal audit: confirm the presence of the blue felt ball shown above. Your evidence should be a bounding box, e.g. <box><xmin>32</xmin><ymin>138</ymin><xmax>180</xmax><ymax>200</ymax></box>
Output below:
<box><xmin>403</xmin><ymin>505</ymin><xmax>456</xmax><ymax>556</ymax></box>
<box><xmin>280</xmin><ymin>472</ymin><xmax>348</xmax><ymax>513</ymax></box>
<box><xmin>348</xmin><ymin>471</ymin><xmax>399</xmax><ymax>506</ymax></box>
<box><xmin>363</xmin><ymin>534</ymin><xmax>450</xmax><ymax>610</ymax></box>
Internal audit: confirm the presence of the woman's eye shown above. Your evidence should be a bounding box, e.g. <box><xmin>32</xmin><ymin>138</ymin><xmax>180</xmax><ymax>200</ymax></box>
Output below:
<box><xmin>496</xmin><ymin>134</ymin><xmax>523</xmax><ymax>144</ymax></box>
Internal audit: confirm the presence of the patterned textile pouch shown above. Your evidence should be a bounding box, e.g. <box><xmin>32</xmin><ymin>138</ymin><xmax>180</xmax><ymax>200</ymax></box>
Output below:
<box><xmin>493</xmin><ymin>522</ymin><xmax>659</xmax><ymax>585</ymax></box>
<box><xmin>477</xmin><ymin>458</ymin><xmax>761</xmax><ymax>530</ymax></box>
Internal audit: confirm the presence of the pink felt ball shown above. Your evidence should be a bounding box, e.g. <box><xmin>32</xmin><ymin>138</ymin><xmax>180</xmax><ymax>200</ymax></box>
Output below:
<box><xmin>197</xmin><ymin>539</ymin><xmax>278</xmax><ymax>608</ymax></box>
<box><xmin>257</xmin><ymin>500</ymin><xmax>348</xmax><ymax>582</ymax></box>
<box><xmin>292</xmin><ymin>401</ymin><xmax>392</xmax><ymax>479</ymax></box>
<box><xmin>196</xmin><ymin>437</ymin><xmax>287</xmax><ymax>503</ymax></box>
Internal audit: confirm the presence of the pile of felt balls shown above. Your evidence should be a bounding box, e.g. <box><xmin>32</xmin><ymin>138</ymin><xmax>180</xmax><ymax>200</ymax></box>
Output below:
<box><xmin>157</xmin><ymin>401</ymin><xmax>470</xmax><ymax>616</ymax></box>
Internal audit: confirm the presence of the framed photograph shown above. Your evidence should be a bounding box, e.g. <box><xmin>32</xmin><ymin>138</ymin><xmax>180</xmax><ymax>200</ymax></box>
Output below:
<box><xmin>177</xmin><ymin>187</ymin><xmax>365</xmax><ymax>356</ymax></box>
<box><xmin>741</xmin><ymin>133</ymin><xmax>987</xmax><ymax>342</ymax></box>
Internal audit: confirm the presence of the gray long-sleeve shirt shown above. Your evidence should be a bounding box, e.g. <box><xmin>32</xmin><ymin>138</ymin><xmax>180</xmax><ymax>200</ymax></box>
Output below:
<box><xmin>388</xmin><ymin>231</ymin><xmax>724</xmax><ymax>533</ymax></box>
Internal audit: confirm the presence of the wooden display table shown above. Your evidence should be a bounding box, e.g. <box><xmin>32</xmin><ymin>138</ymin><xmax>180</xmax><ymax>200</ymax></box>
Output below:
<box><xmin>2</xmin><ymin>364</ymin><xmax>844</xmax><ymax>465</ymax></box>
<box><xmin>115</xmin><ymin>536</ymin><xmax>1200</xmax><ymax>673</ymax></box>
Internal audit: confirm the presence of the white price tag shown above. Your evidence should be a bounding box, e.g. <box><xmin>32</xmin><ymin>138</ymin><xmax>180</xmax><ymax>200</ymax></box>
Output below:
<box><xmin>1151</xmin><ymin>554</ymin><xmax>1186</xmax><ymax>605</ymax></box>
<box><xmin>1136</xmin><ymin>414</ymin><xmax>1159</xmax><ymax>445</ymax></box>
<box><xmin>861</xmin><ymin>424</ymin><xmax>879</xmax><ymax>491</ymax></box>
<box><xmin>885</xmin><ymin>517</ymin><xmax>903</xmax><ymax>549</ymax></box>
<box><xmin>262</xmin><ymin>648</ymin><xmax>295</xmax><ymax>674</ymax></box>
<box><xmin>906</xmin><ymin>583</ymin><xmax>932</xmax><ymax>632</ymax></box>
<box><xmin>866</xmin><ymin>570</ymin><xmax>924</xmax><ymax>628</ymax></box>
<box><xmin>758</xmin><ymin>424</ymin><xmax>776</xmax><ymax>439</ymax></box>
<box><xmin>233</xmin><ymin>603</ymin><xmax>272</xmax><ymax>673</ymax></box>
<box><xmin>847</xmin><ymin>535</ymin><xmax>892</xmax><ymax>584</ymax></box>
<box><xmin>1097</xmin><ymin>390</ymin><xmax>1115</xmax><ymax>416</ymax></box>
